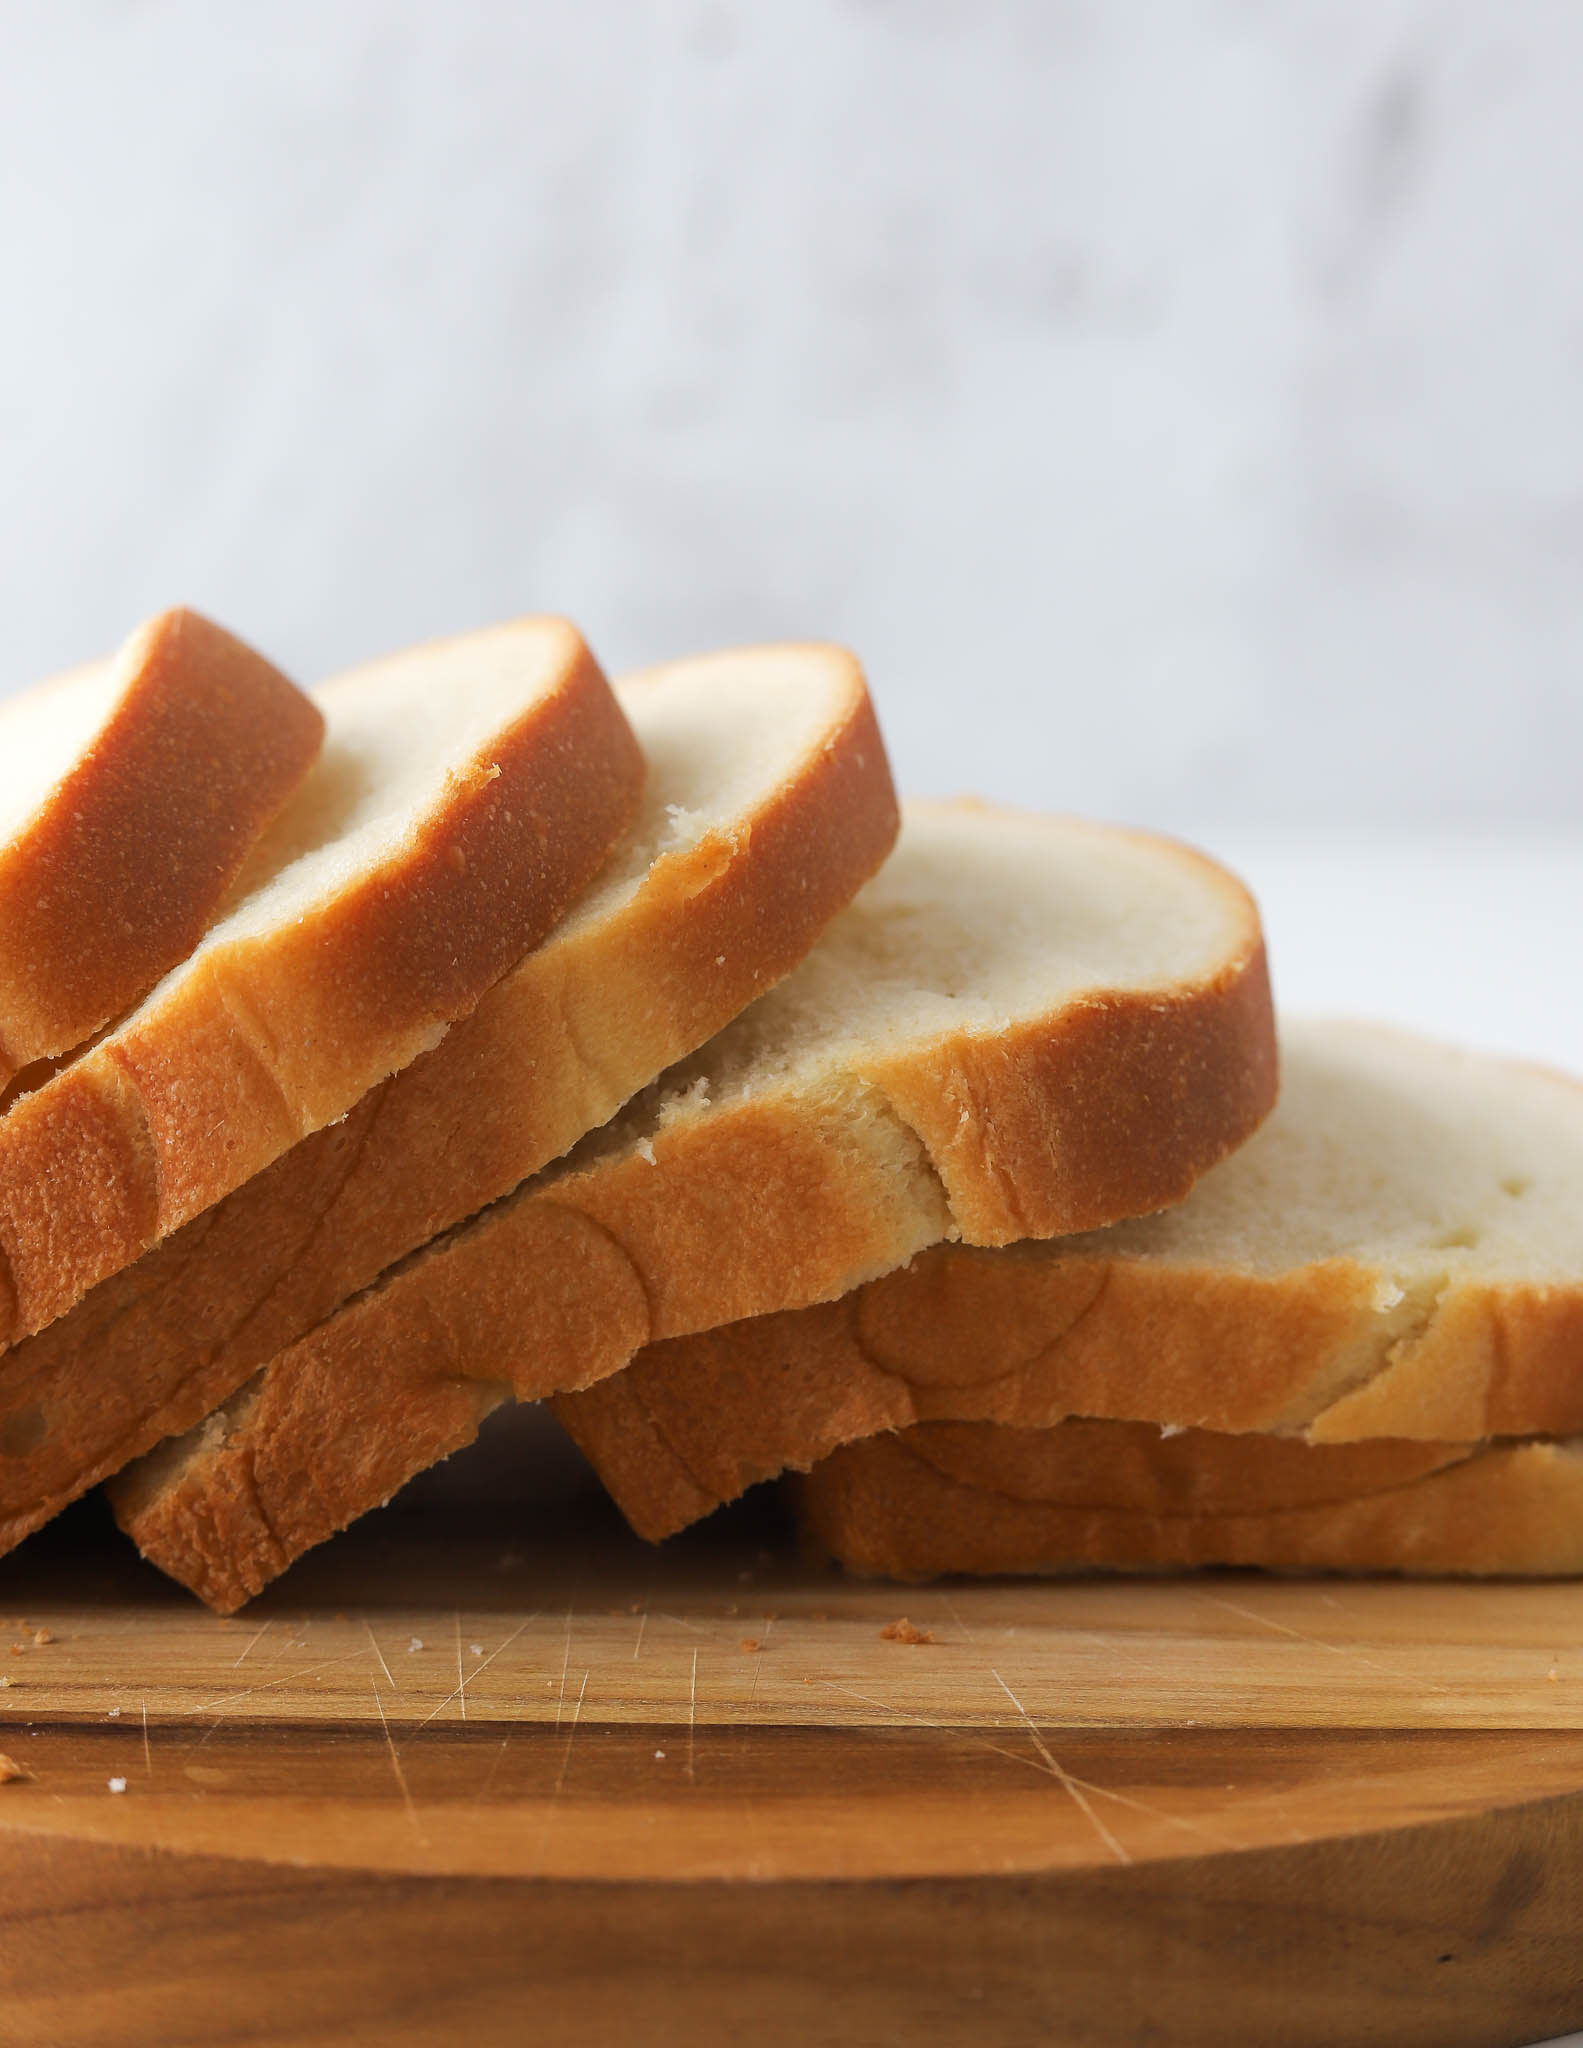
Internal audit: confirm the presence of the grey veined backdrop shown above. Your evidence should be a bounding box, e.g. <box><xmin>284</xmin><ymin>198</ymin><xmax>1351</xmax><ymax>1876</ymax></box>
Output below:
<box><xmin>2</xmin><ymin>0</ymin><xmax>1579</xmax><ymax>828</ymax></box>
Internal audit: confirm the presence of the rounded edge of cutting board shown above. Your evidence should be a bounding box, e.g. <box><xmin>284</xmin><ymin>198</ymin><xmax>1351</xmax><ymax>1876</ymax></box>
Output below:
<box><xmin>5</xmin><ymin>1501</ymin><xmax>1583</xmax><ymax>2043</ymax></box>
<box><xmin>1</xmin><ymin>1780</ymin><xmax>1581</xmax><ymax>2048</ymax></box>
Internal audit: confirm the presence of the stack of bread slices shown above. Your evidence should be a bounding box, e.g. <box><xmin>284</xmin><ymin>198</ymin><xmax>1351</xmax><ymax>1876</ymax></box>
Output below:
<box><xmin>0</xmin><ymin>610</ymin><xmax>1574</xmax><ymax>1611</ymax></box>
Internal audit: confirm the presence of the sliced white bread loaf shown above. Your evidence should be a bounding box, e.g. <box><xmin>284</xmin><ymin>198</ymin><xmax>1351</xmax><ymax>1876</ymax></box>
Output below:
<box><xmin>792</xmin><ymin>1421</ymin><xmax>1583</xmax><ymax>1578</ymax></box>
<box><xmin>0</xmin><ymin>608</ymin><xmax>323</xmax><ymax>1082</ymax></box>
<box><xmin>0</xmin><ymin>645</ymin><xmax>894</xmax><ymax>1554</ymax></box>
<box><xmin>111</xmin><ymin>805</ymin><xmax>1275</xmax><ymax>1610</ymax></box>
<box><xmin>557</xmin><ymin>1019</ymin><xmax>1583</xmax><ymax>1537</ymax></box>
<box><xmin>0</xmin><ymin>617</ymin><xmax>642</xmax><ymax>1348</ymax></box>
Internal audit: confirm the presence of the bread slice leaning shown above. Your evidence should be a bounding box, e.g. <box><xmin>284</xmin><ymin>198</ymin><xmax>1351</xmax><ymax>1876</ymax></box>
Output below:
<box><xmin>792</xmin><ymin>1421</ymin><xmax>1583</xmax><ymax>1578</ymax></box>
<box><xmin>0</xmin><ymin>646</ymin><xmax>893</xmax><ymax>1558</ymax></box>
<box><xmin>557</xmin><ymin>1019</ymin><xmax>1583</xmax><ymax>1537</ymax></box>
<box><xmin>0</xmin><ymin>617</ymin><xmax>642</xmax><ymax>1348</ymax></box>
<box><xmin>0</xmin><ymin>608</ymin><xmax>323</xmax><ymax>1083</ymax></box>
<box><xmin>112</xmin><ymin>805</ymin><xmax>1275</xmax><ymax>1611</ymax></box>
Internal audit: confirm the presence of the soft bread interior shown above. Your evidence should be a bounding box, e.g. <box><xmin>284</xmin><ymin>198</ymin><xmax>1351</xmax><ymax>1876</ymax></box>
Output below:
<box><xmin>567</xmin><ymin>804</ymin><xmax>1257</xmax><ymax>1156</ymax></box>
<box><xmin>1040</xmin><ymin>1020</ymin><xmax>1583</xmax><ymax>1286</ymax></box>
<box><xmin>557</xmin><ymin>644</ymin><xmax>864</xmax><ymax>928</ymax></box>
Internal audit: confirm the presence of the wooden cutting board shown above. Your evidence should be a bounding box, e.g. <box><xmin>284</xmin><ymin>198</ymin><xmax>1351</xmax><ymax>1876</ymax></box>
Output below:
<box><xmin>1</xmin><ymin>1468</ymin><xmax>1581</xmax><ymax>2048</ymax></box>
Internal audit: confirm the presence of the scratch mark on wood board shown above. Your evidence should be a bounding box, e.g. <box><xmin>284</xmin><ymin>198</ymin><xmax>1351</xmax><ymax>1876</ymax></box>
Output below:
<box><xmin>991</xmin><ymin>1669</ymin><xmax>1131</xmax><ymax>1865</ymax></box>
<box><xmin>372</xmin><ymin>1678</ymin><xmax>423</xmax><ymax>1843</ymax></box>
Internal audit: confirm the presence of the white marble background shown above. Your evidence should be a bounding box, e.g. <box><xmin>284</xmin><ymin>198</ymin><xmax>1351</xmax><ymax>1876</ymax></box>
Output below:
<box><xmin>1</xmin><ymin>0</ymin><xmax>1580</xmax><ymax>828</ymax></box>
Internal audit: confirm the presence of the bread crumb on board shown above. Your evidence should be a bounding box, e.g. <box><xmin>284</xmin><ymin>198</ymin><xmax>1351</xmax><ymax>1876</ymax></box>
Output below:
<box><xmin>879</xmin><ymin>1618</ymin><xmax>936</xmax><ymax>1646</ymax></box>
<box><xmin>0</xmin><ymin>1754</ymin><xmax>28</xmax><ymax>1784</ymax></box>
<box><xmin>31</xmin><ymin>1628</ymin><xmax>52</xmax><ymax>1646</ymax></box>
<box><xmin>737</xmin><ymin>1638</ymin><xmax>762</xmax><ymax>1654</ymax></box>
<box><xmin>107</xmin><ymin>1777</ymin><xmax>127</xmax><ymax>1795</ymax></box>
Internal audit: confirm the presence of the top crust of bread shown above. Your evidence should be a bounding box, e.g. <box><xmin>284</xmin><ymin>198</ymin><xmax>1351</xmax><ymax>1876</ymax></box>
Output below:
<box><xmin>558</xmin><ymin>1019</ymin><xmax>1583</xmax><ymax>1541</ymax></box>
<box><xmin>0</xmin><ymin>616</ymin><xmax>642</xmax><ymax>1347</ymax></box>
<box><xmin>0</xmin><ymin>609</ymin><xmax>324</xmax><ymax>1081</ymax></box>
<box><xmin>113</xmin><ymin>804</ymin><xmax>1274</xmax><ymax>1611</ymax></box>
<box><xmin>0</xmin><ymin>645</ymin><xmax>894</xmax><ymax>1559</ymax></box>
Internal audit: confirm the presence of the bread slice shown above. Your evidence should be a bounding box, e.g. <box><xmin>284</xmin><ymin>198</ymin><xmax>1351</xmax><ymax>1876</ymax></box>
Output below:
<box><xmin>0</xmin><ymin>608</ymin><xmax>322</xmax><ymax>1083</ymax></box>
<box><xmin>792</xmin><ymin>1421</ymin><xmax>1583</xmax><ymax>1578</ymax></box>
<box><xmin>557</xmin><ymin>1020</ymin><xmax>1583</xmax><ymax>1537</ymax></box>
<box><xmin>0</xmin><ymin>645</ymin><xmax>892</xmax><ymax>1557</ymax></box>
<box><xmin>112</xmin><ymin>806</ymin><xmax>1275</xmax><ymax>1610</ymax></box>
<box><xmin>0</xmin><ymin>616</ymin><xmax>641</xmax><ymax>1348</ymax></box>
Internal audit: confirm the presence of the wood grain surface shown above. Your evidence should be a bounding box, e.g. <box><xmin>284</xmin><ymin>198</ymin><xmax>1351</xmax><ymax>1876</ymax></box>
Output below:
<box><xmin>0</xmin><ymin>1425</ymin><xmax>1580</xmax><ymax>2048</ymax></box>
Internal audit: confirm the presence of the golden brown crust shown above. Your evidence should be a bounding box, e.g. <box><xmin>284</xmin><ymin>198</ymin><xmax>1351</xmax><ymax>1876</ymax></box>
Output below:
<box><xmin>1305</xmin><ymin>1282</ymin><xmax>1583</xmax><ymax>1442</ymax></box>
<box><xmin>0</xmin><ymin>609</ymin><xmax>323</xmax><ymax>1081</ymax></box>
<box><xmin>898</xmin><ymin>1418</ymin><xmax>1475</xmax><ymax>1515</ymax></box>
<box><xmin>0</xmin><ymin>619</ymin><xmax>643</xmax><ymax>1346</ymax></box>
<box><xmin>558</xmin><ymin>1214</ymin><xmax>1583</xmax><ymax>1540</ymax></box>
<box><xmin>113</xmin><ymin>1067</ymin><xmax>942</xmax><ymax>1611</ymax></box>
<box><xmin>2</xmin><ymin>651</ymin><xmax>894</xmax><ymax>1564</ymax></box>
<box><xmin>875</xmin><ymin>926</ymin><xmax>1276</xmax><ymax>1245</ymax></box>
<box><xmin>554</xmin><ymin>1295</ymin><xmax>921</xmax><ymax>1540</ymax></box>
<box><xmin>555</xmin><ymin>1247</ymin><xmax>1385</xmax><ymax>1540</ymax></box>
<box><xmin>116</xmin><ymin>818</ymin><xmax>1276</xmax><ymax>1611</ymax></box>
<box><xmin>112</xmin><ymin>1200</ymin><xmax>654</xmax><ymax>1611</ymax></box>
<box><xmin>792</xmin><ymin>1424</ymin><xmax>1583</xmax><ymax>1578</ymax></box>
